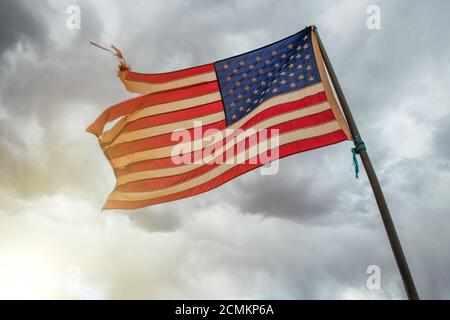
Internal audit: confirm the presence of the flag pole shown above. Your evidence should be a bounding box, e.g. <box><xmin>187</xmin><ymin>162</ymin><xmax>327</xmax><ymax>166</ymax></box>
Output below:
<box><xmin>312</xmin><ymin>26</ymin><xmax>419</xmax><ymax>300</ymax></box>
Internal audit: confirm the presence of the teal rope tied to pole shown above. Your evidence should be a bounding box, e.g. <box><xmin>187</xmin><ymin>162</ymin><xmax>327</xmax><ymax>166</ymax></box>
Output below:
<box><xmin>351</xmin><ymin>137</ymin><xmax>366</xmax><ymax>178</ymax></box>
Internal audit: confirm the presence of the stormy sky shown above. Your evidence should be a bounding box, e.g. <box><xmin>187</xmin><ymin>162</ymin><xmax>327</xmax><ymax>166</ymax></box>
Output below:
<box><xmin>0</xmin><ymin>0</ymin><xmax>449</xmax><ymax>299</ymax></box>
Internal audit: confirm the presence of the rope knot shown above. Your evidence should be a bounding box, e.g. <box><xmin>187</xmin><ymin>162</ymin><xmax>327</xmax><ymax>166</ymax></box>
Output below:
<box><xmin>351</xmin><ymin>137</ymin><xmax>366</xmax><ymax>179</ymax></box>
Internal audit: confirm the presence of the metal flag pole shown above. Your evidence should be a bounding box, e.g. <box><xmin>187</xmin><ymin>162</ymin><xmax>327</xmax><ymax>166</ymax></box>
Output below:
<box><xmin>312</xmin><ymin>26</ymin><xmax>419</xmax><ymax>300</ymax></box>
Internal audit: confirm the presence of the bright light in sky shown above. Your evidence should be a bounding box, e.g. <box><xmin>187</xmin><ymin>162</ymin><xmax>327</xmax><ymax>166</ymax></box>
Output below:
<box><xmin>0</xmin><ymin>251</ymin><xmax>63</xmax><ymax>299</ymax></box>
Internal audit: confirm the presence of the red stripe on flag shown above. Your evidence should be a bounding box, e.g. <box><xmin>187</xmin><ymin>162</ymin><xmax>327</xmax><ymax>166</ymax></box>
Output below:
<box><xmin>107</xmin><ymin>121</ymin><xmax>227</xmax><ymax>160</ymax></box>
<box><xmin>108</xmin><ymin>92</ymin><xmax>328</xmax><ymax>159</ymax></box>
<box><xmin>125</xmin><ymin>64</ymin><xmax>216</xmax><ymax>84</ymax></box>
<box><xmin>122</xmin><ymin>101</ymin><xmax>224</xmax><ymax>133</ymax></box>
<box><xmin>103</xmin><ymin>130</ymin><xmax>348</xmax><ymax>210</ymax></box>
<box><xmin>87</xmin><ymin>81</ymin><xmax>220</xmax><ymax>137</ymax></box>
<box><xmin>115</xmin><ymin>110</ymin><xmax>337</xmax><ymax>192</ymax></box>
<box><xmin>242</xmin><ymin>92</ymin><xmax>327</xmax><ymax>129</ymax></box>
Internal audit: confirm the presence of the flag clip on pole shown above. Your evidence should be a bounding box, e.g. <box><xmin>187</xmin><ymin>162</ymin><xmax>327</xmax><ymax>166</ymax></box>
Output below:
<box><xmin>311</xmin><ymin>26</ymin><xmax>419</xmax><ymax>300</ymax></box>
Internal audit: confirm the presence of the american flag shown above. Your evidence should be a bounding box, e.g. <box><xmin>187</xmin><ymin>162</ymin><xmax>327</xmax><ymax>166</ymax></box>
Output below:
<box><xmin>87</xmin><ymin>26</ymin><xmax>351</xmax><ymax>210</ymax></box>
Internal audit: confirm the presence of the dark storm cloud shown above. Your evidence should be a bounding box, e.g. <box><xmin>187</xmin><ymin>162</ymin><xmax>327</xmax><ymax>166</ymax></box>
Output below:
<box><xmin>0</xmin><ymin>0</ymin><xmax>107</xmax><ymax>115</ymax></box>
<box><xmin>433</xmin><ymin>114</ymin><xmax>450</xmax><ymax>162</ymax></box>
<box><xmin>0</xmin><ymin>0</ymin><xmax>48</xmax><ymax>55</ymax></box>
<box><xmin>0</xmin><ymin>0</ymin><xmax>112</xmax><ymax>203</ymax></box>
<box><xmin>376</xmin><ymin>155</ymin><xmax>450</xmax><ymax>299</ymax></box>
<box><xmin>340</xmin><ymin>0</ymin><xmax>450</xmax><ymax>127</ymax></box>
<box><xmin>113</xmin><ymin>0</ymin><xmax>323</xmax><ymax>72</ymax></box>
<box><xmin>223</xmin><ymin>146</ymin><xmax>356</xmax><ymax>221</ymax></box>
<box><xmin>128</xmin><ymin>205</ymin><xmax>183</xmax><ymax>233</ymax></box>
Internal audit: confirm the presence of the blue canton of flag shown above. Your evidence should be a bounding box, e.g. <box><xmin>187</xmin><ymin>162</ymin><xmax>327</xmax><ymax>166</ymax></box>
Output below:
<box><xmin>215</xmin><ymin>28</ymin><xmax>320</xmax><ymax>126</ymax></box>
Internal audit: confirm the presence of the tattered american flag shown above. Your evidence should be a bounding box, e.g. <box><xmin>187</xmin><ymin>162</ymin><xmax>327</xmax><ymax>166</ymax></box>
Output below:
<box><xmin>87</xmin><ymin>26</ymin><xmax>351</xmax><ymax>210</ymax></box>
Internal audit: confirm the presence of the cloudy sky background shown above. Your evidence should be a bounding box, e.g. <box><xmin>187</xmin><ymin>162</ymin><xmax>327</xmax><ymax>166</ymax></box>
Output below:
<box><xmin>0</xmin><ymin>0</ymin><xmax>449</xmax><ymax>299</ymax></box>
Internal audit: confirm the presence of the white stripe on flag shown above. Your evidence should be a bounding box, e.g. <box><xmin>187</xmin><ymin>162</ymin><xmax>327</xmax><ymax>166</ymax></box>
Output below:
<box><xmin>109</xmin><ymin>121</ymin><xmax>341</xmax><ymax>201</ymax></box>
